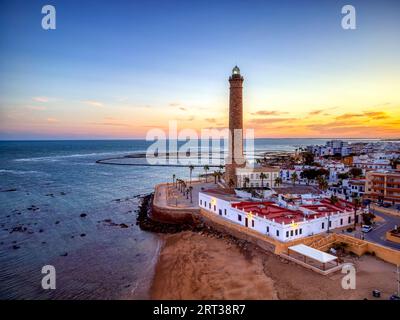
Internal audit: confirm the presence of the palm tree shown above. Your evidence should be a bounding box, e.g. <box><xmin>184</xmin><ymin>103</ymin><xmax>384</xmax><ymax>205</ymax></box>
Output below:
<box><xmin>290</xmin><ymin>172</ymin><xmax>298</xmax><ymax>186</ymax></box>
<box><xmin>216</xmin><ymin>170</ymin><xmax>222</xmax><ymax>182</ymax></box>
<box><xmin>212</xmin><ymin>171</ymin><xmax>218</xmax><ymax>184</ymax></box>
<box><xmin>219</xmin><ymin>165</ymin><xmax>224</xmax><ymax>171</ymax></box>
<box><xmin>244</xmin><ymin>177</ymin><xmax>250</xmax><ymax>188</ymax></box>
<box><xmin>260</xmin><ymin>172</ymin><xmax>267</xmax><ymax>188</ymax></box>
<box><xmin>330</xmin><ymin>195</ymin><xmax>339</xmax><ymax>206</ymax></box>
<box><xmin>274</xmin><ymin>176</ymin><xmax>282</xmax><ymax>187</ymax></box>
<box><xmin>352</xmin><ymin>197</ymin><xmax>361</xmax><ymax>229</ymax></box>
<box><xmin>188</xmin><ymin>165</ymin><xmax>194</xmax><ymax>185</ymax></box>
<box><xmin>182</xmin><ymin>181</ymin><xmax>187</xmax><ymax>194</ymax></box>
<box><xmin>203</xmin><ymin>165</ymin><xmax>210</xmax><ymax>182</ymax></box>
<box><xmin>188</xmin><ymin>186</ymin><xmax>193</xmax><ymax>203</ymax></box>
<box><xmin>317</xmin><ymin>176</ymin><xmax>328</xmax><ymax>192</ymax></box>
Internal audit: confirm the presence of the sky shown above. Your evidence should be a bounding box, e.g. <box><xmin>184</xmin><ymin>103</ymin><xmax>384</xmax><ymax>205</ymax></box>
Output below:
<box><xmin>0</xmin><ymin>0</ymin><xmax>399</xmax><ymax>140</ymax></box>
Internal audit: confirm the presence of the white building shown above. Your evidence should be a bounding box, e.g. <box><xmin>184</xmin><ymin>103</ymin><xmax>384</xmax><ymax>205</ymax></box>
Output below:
<box><xmin>235</xmin><ymin>166</ymin><xmax>280</xmax><ymax>188</ymax></box>
<box><xmin>199</xmin><ymin>189</ymin><xmax>361</xmax><ymax>242</ymax></box>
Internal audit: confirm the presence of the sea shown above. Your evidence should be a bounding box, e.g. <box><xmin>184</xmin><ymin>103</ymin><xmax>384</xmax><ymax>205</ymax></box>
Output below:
<box><xmin>0</xmin><ymin>138</ymin><xmax>377</xmax><ymax>299</ymax></box>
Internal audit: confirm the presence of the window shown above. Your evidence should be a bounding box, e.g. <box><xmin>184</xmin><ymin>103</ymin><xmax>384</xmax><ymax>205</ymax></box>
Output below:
<box><xmin>295</xmin><ymin>229</ymin><xmax>298</xmax><ymax>236</ymax></box>
<box><xmin>290</xmin><ymin>230</ymin><xmax>294</xmax><ymax>236</ymax></box>
<box><xmin>200</xmin><ymin>200</ymin><xmax>202</xmax><ymax>205</ymax></box>
<box><xmin>348</xmin><ymin>217</ymin><xmax>351</xmax><ymax>223</ymax></box>
<box><xmin>266</xmin><ymin>226</ymin><xmax>269</xmax><ymax>233</ymax></box>
<box><xmin>322</xmin><ymin>222</ymin><xmax>325</xmax><ymax>229</ymax></box>
<box><xmin>251</xmin><ymin>220</ymin><xmax>254</xmax><ymax>228</ymax></box>
<box><xmin>204</xmin><ymin>201</ymin><xmax>207</xmax><ymax>208</ymax></box>
<box><xmin>213</xmin><ymin>205</ymin><xmax>216</xmax><ymax>212</ymax></box>
<box><xmin>209</xmin><ymin>203</ymin><xmax>211</xmax><ymax>209</ymax></box>
<box><xmin>340</xmin><ymin>219</ymin><xmax>343</xmax><ymax>225</ymax></box>
<box><xmin>286</xmin><ymin>231</ymin><xmax>289</xmax><ymax>238</ymax></box>
<box><xmin>276</xmin><ymin>230</ymin><xmax>279</xmax><ymax>237</ymax></box>
<box><xmin>224</xmin><ymin>209</ymin><xmax>227</xmax><ymax>215</ymax></box>
<box><xmin>329</xmin><ymin>221</ymin><xmax>332</xmax><ymax>228</ymax></box>
<box><xmin>219</xmin><ymin>209</ymin><xmax>222</xmax><ymax>215</ymax></box>
<box><xmin>238</xmin><ymin>214</ymin><xmax>242</xmax><ymax>222</ymax></box>
<box><xmin>299</xmin><ymin>228</ymin><xmax>302</xmax><ymax>235</ymax></box>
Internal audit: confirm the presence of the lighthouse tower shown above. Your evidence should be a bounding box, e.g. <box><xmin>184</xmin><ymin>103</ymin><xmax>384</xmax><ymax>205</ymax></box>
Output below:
<box><xmin>225</xmin><ymin>66</ymin><xmax>245</xmax><ymax>187</ymax></box>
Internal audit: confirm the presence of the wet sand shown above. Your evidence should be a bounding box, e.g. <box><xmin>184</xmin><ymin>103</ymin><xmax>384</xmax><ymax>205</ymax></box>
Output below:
<box><xmin>151</xmin><ymin>231</ymin><xmax>398</xmax><ymax>300</ymax></box>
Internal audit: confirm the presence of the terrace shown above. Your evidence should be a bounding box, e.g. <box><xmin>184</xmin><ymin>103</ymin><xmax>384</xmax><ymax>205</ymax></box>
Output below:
<box><xmin>232</xmin><ymin>201</ymin><xmax>313</xmax><ymax>224</ymax></box>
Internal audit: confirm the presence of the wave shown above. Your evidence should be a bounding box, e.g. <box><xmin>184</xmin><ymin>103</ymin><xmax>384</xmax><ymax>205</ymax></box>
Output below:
<box><xmin>14</xmin><ymin>150</ymin><xmax>142</xmax><ymax>162</ymax></box>
<box><xmin>0</xmin><ymin>169</ymin><xmax>43</xmax><ymax>175</ymax></box>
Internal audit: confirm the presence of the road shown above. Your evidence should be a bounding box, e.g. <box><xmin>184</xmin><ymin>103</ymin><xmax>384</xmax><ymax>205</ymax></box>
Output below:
<box><xmin>363</xmin><ymin>209</ymin><xmax>400</xmax><ymax>250</ymax></box>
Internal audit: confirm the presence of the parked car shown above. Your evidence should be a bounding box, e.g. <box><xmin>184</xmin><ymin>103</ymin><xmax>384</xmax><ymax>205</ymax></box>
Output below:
<box><xmin>361</xmin><ymin>225</ymin><xmax>373</xmax><ymax>233</ymax></box>
<box><xmin>389</xmin><ymin>294</ymin><xmax>400</xmax><ymax>300</ymax></box>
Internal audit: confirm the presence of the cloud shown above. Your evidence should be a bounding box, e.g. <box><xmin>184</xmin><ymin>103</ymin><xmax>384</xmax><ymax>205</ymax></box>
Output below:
<box><xmin>363</xmin><ymin>111</ymin><xmax>389</xmax><ymax>120</ymax></box>
<box><xmin>27</xmin><ymin>105</ymin><xmax>46</xmax><ymax>111</ymax></box>
<box><xmin>33</xmin><ymin>96</ymin><xmax>49</xmax><ymax>103</ymax></box>
<box><xmin>89</xmin><ymin>122</ymin><xmax>130</xmax><ymax>127</ymax></box>
<box><xmin>169</xmin><ymin>102</ymin><xmax>180</xmax><ymax>107</ymax></box>
<box><xmin>251</xmin><ymin>110</ymin><xmax>288</xmax><ymax>116</ymax></box>
<box><xmin>179</xmin><ymin>107</ymin><xmax>187</xmax><ymax>111</ymax></box>
<box><xmin>335</xmin><ymin>113</ymin><xmax>365</xmax><ymax>120</ymax></box>
<box><xmin>335</xmin><ymin>111</ymin><xmax>389</xmax><ymax>121</ymax></box>
<box><xmin>47</xmin><ymin>118</ymin><xmax>59</xmax><ymax>123</ymax></box>
<box><xmin>308</xmin><ymin>109</ymin><xmax>329</xmax><ymax>116</ymax></box>
<box><xmin>82</xmin><ymin>100</ymin><xmax>104</xmax><ymax>108</ymax></box>
<box><xmin>248</xmin><ymin>117</ymin><xmax>297</xmax><ymax>125</ymax></box>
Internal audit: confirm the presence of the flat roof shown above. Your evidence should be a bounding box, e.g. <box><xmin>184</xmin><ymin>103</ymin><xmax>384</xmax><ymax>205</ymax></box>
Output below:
<box><xmin>273</xmin><ymin>185</ymin><xmax>322</xmax><ymax>195</ymax></box>
<box><xmin>289</xmin><ymin>244</ymin><xmax>337</xmax><ymax>263</ymax></box>
<box><xmin>301</xmin><ymin>199</ymin><xmax>354</xmax><ymax>214</ymax></box>
<box><xmin>201</xmin><ymin>188</ymin><xmax>242</xmax><ymax>202</ymax></box>
<box><xmin>232</xmin><ymin>201</ymin><xmax>312</xmax><ymax>224</ymax></box>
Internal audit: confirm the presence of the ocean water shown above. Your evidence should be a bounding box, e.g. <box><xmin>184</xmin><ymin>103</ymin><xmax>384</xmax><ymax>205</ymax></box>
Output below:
<box><xmin>0</xmin><ymin>138</ymin><xmax>372</xmax><ymax>299</ymax></box>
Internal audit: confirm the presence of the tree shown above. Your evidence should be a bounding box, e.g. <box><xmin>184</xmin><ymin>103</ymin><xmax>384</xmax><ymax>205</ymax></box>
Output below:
<box><xmin>188</xmin><ymin>165</ymin><xmax>194</xmax><ymax>185</ymax></box>
<box><xmin>216</xmin><ymin>170</ymin><xmax>222</xmax><ymax>182</ymax></box>
<box><xmin>300</xmin><ymin>151</ymin><xmax>315</xmax><ymax>165</ymax></box>
<box><xmin>188</xmin><ymin>186</ymin><xmax>193</xmax><ymax>203</ymax></box>
<box><xmin>362</xmin><ymin>212</ymin><xmax>375</xmax><ymax>226</ymax></box>
<box><xmin>390</xmin><ymin>157</ymin><xmax>400</xmax><ymax>169</ymax></box>
<box><xmin>212</xmin><ymin>171</ymin><xmax>218</xmax><ymax>184</ymax></box>
<box><xmin>244</xmin><ymin>177</ymin><xmax>250</xmax><ymax>188</ymax></box>
<box><xmin>330</xmin><ymin>195</ymin><xmax>339</xmax><ymax>206</ymax></box>
<box><xmin>291</xmin><ymin>172</ymin><xmax>298</xmax><ymax>186</ymax></box>
<box><xmin>203</xmin><ymin>165</ymin><xmax>210</xmax><ymax>182</ymax></box>
<box><xmin>317</xmin><ymin>176</ymin><xmax>328</xmax><ymax>192</ymax></box>
<box><xmin>352</xmin><ymin>197</ymin><xmax>362</xmax><ymax>229</ymax></box>
<box><xmin>260</xmin><ymin>172</ymin><xmax>267</xmax><ymax>188</ymax></box>
<box><xmin>338</xmin><ymin>172</ymin><xmax>349</xmax><ymax>180</ymax></box>
<box><xmin>274</xmin><ymin>176</ymin><xmax>282</xmax><ymax>187</ymax></box>
<box><xmin>349</xmin><ymin>167</ymin><xmax>363</xmax><ymax>178</ymax></box>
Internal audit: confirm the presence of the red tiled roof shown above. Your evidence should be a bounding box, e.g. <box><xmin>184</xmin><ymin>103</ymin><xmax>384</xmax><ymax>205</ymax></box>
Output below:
<box><xmin>231</xmin><ymin>198</ymin><xmax>355</xmax><ymax>224</ymax></box>
<box><xmin>232</xmin><ymin>201</ymin><xmax>317</xmax><ymax>224</ymax></box>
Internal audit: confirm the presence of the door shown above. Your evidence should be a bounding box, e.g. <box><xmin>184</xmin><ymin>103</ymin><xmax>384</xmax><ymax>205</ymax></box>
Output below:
<box><xmin>245</xmin><ymin>217</ymin><xmax>248</xmax><ymax>227</ymax></box>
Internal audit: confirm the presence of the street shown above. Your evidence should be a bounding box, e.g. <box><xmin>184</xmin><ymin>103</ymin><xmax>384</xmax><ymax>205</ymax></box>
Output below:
<box><xmin>363</xmin><ymin>209</ymin><xmax>400</xmax><ymax>250</ymax></box>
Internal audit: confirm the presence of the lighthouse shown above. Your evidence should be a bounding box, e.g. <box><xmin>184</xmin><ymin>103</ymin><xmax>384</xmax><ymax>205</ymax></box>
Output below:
<box><xmin>225</xmin><ymin>66</ymin><xmax>245</xmax><ymax>187</ymax></box>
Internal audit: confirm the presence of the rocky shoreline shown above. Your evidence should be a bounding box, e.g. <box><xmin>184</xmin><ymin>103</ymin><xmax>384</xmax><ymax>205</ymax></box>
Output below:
<box><xmin>135</xmin><ymin>194</ymin><xmax>397</xmax><ymax>300</ymax></box>
<box><xmin>136</xmin><ymin>193</ymin><xmax>253</xmax><ymax>252</ymax></box>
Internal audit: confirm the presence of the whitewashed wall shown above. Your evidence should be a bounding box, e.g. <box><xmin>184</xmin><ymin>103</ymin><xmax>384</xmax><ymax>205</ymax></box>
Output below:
<box><xmin>199</xmin><ymin>192</ymin><xmax>359</xmax><ymax>242</ymax></box>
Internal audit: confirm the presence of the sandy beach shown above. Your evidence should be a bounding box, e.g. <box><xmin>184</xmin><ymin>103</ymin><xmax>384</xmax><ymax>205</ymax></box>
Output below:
<box><xmin>151</xmin><ymin>231</ymin><xmax>398</xmax><ymax>300</ymax></box>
